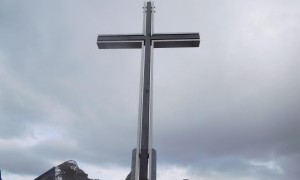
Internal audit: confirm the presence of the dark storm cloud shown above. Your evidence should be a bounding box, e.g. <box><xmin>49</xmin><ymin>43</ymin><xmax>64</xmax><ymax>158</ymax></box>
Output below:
<box><xmin>0</xmin><ymin>0</ymin><xmax>300</xmax><ymax>179</ymax></box>
<box><xmin>0</xmin><ymin>142</ymin><xmax>52</xmax><ymax>175</ymax></box>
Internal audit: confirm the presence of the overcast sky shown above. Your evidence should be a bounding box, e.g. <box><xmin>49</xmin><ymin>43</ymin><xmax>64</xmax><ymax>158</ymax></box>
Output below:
<box><xmin>1</xmin><ymin>0</ymin><xmax>300</xmax><ymax>180</ymax></box>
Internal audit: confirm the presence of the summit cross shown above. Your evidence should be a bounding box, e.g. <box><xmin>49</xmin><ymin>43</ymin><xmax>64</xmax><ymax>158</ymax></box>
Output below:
<box><xmin>97</xmin><ymin>1</ymin><xmax>200</xmax><ymax>180</ymax></box>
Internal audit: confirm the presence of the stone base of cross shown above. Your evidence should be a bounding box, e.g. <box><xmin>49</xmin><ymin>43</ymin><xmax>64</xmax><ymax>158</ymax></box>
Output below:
<box><xmin>97</xmin><ymin>1</ymin><xmax>200</xmax><ymax>180</ymax></box>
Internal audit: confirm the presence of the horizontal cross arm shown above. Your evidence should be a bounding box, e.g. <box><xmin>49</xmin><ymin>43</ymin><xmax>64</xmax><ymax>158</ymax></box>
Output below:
<box><xmin>151</xmin><ymin>33</ymin><xmax>200</xmax><ymax>48</ymax></box>
<box><xmin>97</xmin><ymin>34</ymin><xmax>145</xmax><ymax>49</ymax></box>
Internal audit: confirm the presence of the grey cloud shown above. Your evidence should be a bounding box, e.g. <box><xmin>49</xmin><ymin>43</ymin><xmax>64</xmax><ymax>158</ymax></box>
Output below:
<box><xmin>0</xmin><ymin>144</ymin><xmax>52</xmax><ymax>175</ymax></box>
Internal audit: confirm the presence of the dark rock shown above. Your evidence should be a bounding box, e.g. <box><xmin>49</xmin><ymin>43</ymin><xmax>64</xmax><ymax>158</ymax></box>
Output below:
<box><xmin>35</xmin><ymin>160</ymin><xmax>96</xmax><ymax>180</ymax></box>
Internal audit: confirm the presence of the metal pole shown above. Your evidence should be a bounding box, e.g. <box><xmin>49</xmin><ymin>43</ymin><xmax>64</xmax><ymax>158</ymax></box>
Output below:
<box><xmin>139</xmin><ymin>2</ymin><xmax>153</xmax><ymax>179</ymax></box>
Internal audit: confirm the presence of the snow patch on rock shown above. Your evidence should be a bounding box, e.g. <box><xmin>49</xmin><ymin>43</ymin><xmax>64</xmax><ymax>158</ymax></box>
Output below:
<box><xmin>66</xmin><ymin>160</ymin><xmax>78</xmax><ymax>170</ymax></box>
<box><xmin>55</xmin><ymin>167</ymin><xmax>63</xmax><ymax>180</ymax></box>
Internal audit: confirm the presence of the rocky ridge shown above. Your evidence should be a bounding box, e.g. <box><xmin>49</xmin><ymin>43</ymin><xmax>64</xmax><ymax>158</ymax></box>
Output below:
<box><xmin>35</xmin><ymin>160</ymin><xmax>98</xmax><ymax>180</ymax></box>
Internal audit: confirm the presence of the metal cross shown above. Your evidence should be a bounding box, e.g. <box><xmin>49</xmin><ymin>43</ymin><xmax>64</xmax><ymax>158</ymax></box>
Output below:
<box><xmin>97</xmin><ymin>1</ymin><xmax>200</xmax><ymax>180</ymax></box>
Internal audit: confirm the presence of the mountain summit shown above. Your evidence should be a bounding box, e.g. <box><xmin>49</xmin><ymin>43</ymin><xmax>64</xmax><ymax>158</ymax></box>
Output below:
<box><xmin>35</xmin><ymin>160</ymin><xmax>98</xmax><ymax>180</ymax></box>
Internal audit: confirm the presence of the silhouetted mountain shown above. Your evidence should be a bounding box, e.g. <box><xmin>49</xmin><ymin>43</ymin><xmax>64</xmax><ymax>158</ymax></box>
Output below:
<box><xmin>35</xmin><ymin>160</ymin><xmax>98</xmax><ymax>180</ymax></box>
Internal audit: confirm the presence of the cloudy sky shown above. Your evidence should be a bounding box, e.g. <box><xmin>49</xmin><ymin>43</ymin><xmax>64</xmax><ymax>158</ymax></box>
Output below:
<box><xmin>1</xmin><ymin>0</ymin><xmax>300</xmax><ymax>179</ymax></box>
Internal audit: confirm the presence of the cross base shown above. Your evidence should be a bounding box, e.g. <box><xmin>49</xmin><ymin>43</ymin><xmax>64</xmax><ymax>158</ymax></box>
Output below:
<box><xmin>126</xmin><ymin>149</ymin><xmax>157</xmax><ymax>180</ymax></box>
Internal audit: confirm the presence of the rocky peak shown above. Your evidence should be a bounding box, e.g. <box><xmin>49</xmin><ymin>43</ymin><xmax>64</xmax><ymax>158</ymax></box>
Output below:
<box><xmin>35</xmin><ymin>160</ymin><xmax>97</xmax><ymax>180</ymax></box>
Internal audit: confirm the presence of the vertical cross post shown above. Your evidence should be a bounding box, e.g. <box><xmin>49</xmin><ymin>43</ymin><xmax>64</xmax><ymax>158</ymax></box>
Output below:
<box><xmin>139</xmin><ymin>2</ymin><xmax>154</xmax><ymax>180</ymax></box>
